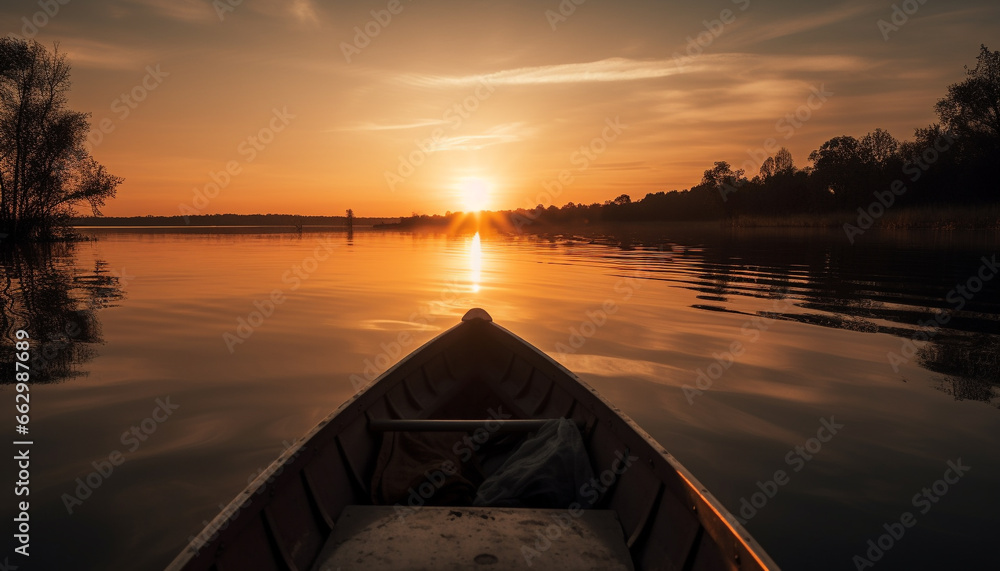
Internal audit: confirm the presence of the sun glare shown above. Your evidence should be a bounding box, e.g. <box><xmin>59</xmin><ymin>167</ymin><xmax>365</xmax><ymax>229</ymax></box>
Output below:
<box><xmin>458</xmin><ymin>177</ymin><xmax>491</xmax><ymax>212</ymax></box>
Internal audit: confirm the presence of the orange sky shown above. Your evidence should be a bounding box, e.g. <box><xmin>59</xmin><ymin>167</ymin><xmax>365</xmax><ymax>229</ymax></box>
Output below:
<box><xmin>5</xmin><ymin>0</ymin><xmax>999</xmax><ymax>217</ymax></box>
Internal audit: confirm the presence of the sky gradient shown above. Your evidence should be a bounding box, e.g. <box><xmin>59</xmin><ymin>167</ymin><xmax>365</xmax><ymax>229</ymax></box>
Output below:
<box><xmin>4</xmin><ymin>0</ymin><xmax>999</xmax><ymax>216</ymax></box>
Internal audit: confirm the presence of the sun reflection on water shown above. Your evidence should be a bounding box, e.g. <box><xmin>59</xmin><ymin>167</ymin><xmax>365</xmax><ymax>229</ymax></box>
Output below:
<box><xmin>470</xmin><ymin>232</ymin><xmax>482</xmax><ymax>293</ymax></box>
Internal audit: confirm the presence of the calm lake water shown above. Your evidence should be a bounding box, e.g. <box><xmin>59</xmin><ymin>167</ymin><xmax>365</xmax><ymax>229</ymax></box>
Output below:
<box><xmin>2</xmin><ymin>226</ymin><xmax>999</xmax><ymax>570</ymax></box>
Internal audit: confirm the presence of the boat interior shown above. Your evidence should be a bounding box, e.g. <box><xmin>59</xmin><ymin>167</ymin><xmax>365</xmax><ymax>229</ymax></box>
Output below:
<box><xmin>171</xmin><ymin>310</ymin><xmax>774</xmax><ymax>571</ymax></box>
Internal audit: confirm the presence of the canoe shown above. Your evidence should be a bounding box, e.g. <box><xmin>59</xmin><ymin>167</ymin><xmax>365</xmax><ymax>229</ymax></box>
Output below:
<box><xmin>166</xmin><ymin>308</ymin><xmax>778</xmax><ymax>571</ymax></box>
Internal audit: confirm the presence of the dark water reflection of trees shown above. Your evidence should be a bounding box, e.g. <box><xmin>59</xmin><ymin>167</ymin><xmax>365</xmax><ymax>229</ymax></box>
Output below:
<box><xmin>0</xmin><ymin>242</ymin><xmax>124</xmax><ymax>384</ymax></box>
<box><xmin>544</xmin><ymin>226</ymin><xmax>1000</xmax><ymax>408</ymax></box>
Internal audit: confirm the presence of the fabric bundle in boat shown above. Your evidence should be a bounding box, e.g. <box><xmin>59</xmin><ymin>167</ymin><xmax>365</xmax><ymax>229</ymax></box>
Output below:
<box><xmin>474</xmin><ymin>418</ymin><xmax>595</xmax><ymax>508</ymax></box>
<box><xmin>370</xmin><ymin>431</ymin><xmax>484</xmax><ymax>507</ymax></box>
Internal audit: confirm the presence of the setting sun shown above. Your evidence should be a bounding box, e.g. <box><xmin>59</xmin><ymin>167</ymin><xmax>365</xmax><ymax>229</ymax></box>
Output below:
<box><xmin>458</xmin><ymin>177</ymin><xmax>492</xmax><ymax>212</ymax></box>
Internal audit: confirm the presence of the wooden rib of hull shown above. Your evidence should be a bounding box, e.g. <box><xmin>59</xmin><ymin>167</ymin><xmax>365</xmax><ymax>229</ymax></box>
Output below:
<box><xmin>166</xmin><ymin>309</ymin><xmax>779</xmax><ymax>571</ymax></box>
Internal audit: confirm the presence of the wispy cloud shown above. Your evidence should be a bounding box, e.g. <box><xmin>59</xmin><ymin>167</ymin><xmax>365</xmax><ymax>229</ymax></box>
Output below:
<box><xmin>397</xmin><ymin>52</ymin><xmax>875</xmax><ymax>90</ymax></box>
<box><xmin>336</xmin><ymin>121</ymin><xmax>529</xmax><ymax>150</ymax></box>
<box><xmin>290</xmin><ymin>0</ymin><xmax>320</xmax><ymax>24</ymax></box>
<box><xmin>119</xmin><ymin>0</ymin><xmax>215</xmax><ymax>23</ymax></box>
<box><xmin>433</xmin><ymin>123</ymin><xmax>529</xmax><ymax>151</ymax></box>
<box><xmin>734</xmin><ymin>3</ymin><xmax>875</xmax><ymax>44</ymax></box>
<box><xmin>398</xmin><ymin>57</ymin><xmax>689</xmax><ymax>88</ymax></box>
<box><xmin>584</xmin><ymin>161</ymin><xmax>655</xmax><ymax>172</ymax></box>
<box><xmin>61</xmin><ymin>37</ymin><xmax>155</xmax><ymax>70</ymax></box>
<box><xmin>339</xmin><ymin>119</ymin><xmax>450</xmax><ymax>132</ymax></box>
<box><xmin>246</xmin><ymin>0</ymin><xmax>322</xmax><ymax>25</ymax></box>
<box><xmin>697</xmin><ymin>52</ymin><xmax>876</xmax><ymax>74</ymax></box>
<box><xmin>917</xmin><ymin>4</ymin><xmax>1000</xmax><ymax>25</ymax></box>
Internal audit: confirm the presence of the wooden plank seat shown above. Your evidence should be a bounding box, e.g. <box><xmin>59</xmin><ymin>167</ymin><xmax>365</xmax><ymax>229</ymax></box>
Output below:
<box><xmin>310</xmin><ymin>505</ymin><xmax>635</xmax><ymax>570</ymax></box>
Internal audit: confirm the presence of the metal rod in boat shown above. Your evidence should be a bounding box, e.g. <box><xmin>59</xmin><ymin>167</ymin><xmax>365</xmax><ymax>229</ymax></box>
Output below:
<box><xmin>368</xmin><ymin>419</ymin><xmax>580</xmax><ymax>432</ymax></box>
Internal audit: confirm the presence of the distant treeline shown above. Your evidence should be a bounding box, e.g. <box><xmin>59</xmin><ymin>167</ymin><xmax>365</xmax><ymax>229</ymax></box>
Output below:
<box><xmin>400</xmin><ymin>45</ymin><xmax>1000</xmax><ymax>232</ymax></box>
<box><xmin>73</xmin><ymin>213</ymin><xmax>399</xmax><ymax>226</ymax></box>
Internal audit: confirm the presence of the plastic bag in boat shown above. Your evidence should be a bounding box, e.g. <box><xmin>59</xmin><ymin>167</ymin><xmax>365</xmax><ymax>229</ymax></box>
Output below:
<box><xmin>474</xmin><ymin>418</ymin><xmax>594</xmax><ymax>508</ymax></box>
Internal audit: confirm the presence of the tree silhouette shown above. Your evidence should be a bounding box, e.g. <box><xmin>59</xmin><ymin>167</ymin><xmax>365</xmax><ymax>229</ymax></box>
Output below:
<box><xmin>807</xmin><ymin>136</ymin><xmax>867</xmax><ymax>206</ymax></box>
<box><xmin>758</xmin><ymin>156</ymin><xmax>776</xmax><ymax>180</ymax></box>
<box><xmin>612</xmin><ymin>194</ymin><xmax>631</xmax><ymax>205</ymax></box>
<box><xmin>0</xmin><ymin>38</ymin><xmax>122</xmax><ymax>241</ymax></box>
<box><xmin>772</xmin><ymin>147</ymin><xmax>794</xmax><ymax>174</ymax></box>
<box><xmin>859</xmin><ymin>128</ymin><xmax>899</xmax><ymax>168</ymax></box>
<box><xmin>935</xmin><ymin>45</ymin><xmax>1000</xmax><ymax>144</ymax></box>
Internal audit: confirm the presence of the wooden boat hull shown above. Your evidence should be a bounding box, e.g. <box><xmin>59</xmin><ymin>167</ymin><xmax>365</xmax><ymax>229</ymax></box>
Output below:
<box><xmin>167</xmin><ymin>308</ymin><xmax>778</xmax><ymax>570</ymax></box>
